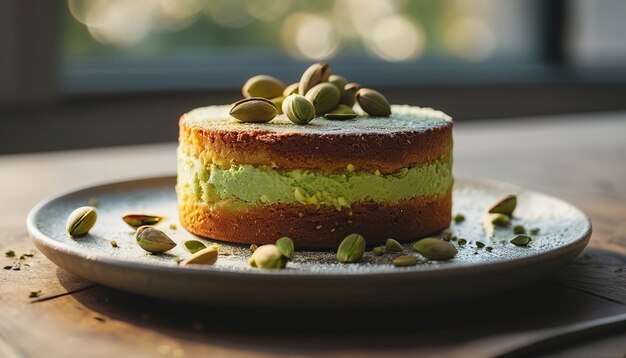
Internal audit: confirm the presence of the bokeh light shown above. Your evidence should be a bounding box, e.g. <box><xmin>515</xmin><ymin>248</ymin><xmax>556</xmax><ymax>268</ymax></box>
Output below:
<box><xmin>443</xmin><ymin>16</ymin><xmax>495</xmax><ymax>61</ymax></box>
<box><xmin>281</xmin><ymin>12</ymin><xmax>340</xmax><ymax>60</ymax></box>
<box><xmin>66</xmin><ymin>0</ymin><xmax>504</xmax><ymax>63</ymax></box>
<box><xmin>366</xmin><ymin>15</ymin><xmax>425</xmax><ymax>61</ymax></box>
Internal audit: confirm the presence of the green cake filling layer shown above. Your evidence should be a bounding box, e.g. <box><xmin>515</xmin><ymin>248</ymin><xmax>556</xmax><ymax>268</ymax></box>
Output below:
<box><xmin>177</xmin><ymin>150</ymin><xmax>452</xmax><ymax>210</ymax></box>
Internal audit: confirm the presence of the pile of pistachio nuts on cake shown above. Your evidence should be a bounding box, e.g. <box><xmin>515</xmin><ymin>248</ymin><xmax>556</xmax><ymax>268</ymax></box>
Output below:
<box><xmin>229</xmin><ymin>62</ymin><xmax>391</xmax><ymax>125</ymax></box>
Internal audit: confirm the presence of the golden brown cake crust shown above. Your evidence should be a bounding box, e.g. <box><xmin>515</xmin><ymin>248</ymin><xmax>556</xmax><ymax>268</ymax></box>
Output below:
<box><xmin>180</xmin><ymin>121</ymin><xmax>451</xmax><ymax>173</ymax></box>
<box><xmin>178</xmin><ymin>192</ymin><xmax>452</xmax><ymax>249</ymax></box>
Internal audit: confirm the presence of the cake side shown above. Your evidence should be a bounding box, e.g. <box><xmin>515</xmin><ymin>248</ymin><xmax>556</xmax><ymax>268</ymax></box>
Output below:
<box><xmin>180</xmin><ymin>105</ymin><xmax>452</xmax><ymax>173</ymax></box>
<box><xmin>177</xmin><ymin>104</ymin><xmax>453</xmax><ymax>248</ymax></box>
<box><xmin>179</xmin><ymin>192</ymin><xmax>451</xmax><ymax>248</ymax></box>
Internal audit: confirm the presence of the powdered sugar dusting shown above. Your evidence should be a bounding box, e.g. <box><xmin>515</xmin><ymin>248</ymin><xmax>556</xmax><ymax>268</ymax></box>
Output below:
<box><xmin>183</xmin><ymin>104</ymin><xmax>452</xmax><ymax>135</ymax></box>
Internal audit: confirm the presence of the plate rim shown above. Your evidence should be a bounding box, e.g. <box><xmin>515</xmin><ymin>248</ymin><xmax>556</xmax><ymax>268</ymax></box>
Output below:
<box><xmin>26</xmin><ymin>174</ymin><xmax>592</xmax><ymax>280</ymax></box>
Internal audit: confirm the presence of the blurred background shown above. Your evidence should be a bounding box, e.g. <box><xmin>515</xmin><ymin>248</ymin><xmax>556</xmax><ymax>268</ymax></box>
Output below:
<box><xmin>1</xmin><ymin>0</ymin><xmax>625</xmax><ymax>153</ymax></box>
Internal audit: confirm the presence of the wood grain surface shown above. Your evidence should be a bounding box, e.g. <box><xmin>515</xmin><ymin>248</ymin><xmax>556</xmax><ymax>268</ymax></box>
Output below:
<box><xmin>1</xmin><ymin>111</ymin><xmax>625</xmax><ymax>357</ymax></box>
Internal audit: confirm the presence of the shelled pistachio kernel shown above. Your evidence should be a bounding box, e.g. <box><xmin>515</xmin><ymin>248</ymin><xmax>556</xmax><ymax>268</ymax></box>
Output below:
<box><xmin>283</xmin><ymin>82</ymin><xmax>299</xmax><ymax>97</ymax></box>
<box><xmin>488</xmin><ymin>194</ymin><xmax>517</xmax><ymax>217</ymax></box>
<box><xmin>135</xmin><ymin>226</ymin><xmax>176</xmax><ymax>253</ymax></box>
<box><xmin>182</xmin><ymin>245</ymin><xmax>219</xmax><ymax>266</ymax></box>
<box><xmin>229</xmin><ymin>97</ymin><xmax>277</xmax><ymax>123</ymax></box>
<box><xmin>305</xmin><ymin>82</ymin><xmax>341</xmax><ymax>115</ymax></box>
<box><xmin>476</xmin><ymin>241</ymin><xmax>486</xmax><ymax>248</ymax></box>
<box><xmin>530</xmin><ymin>228</ymin><xmax>541</xmax><ymax>235</ymax></box>
<box><xmin>66</xmin><ymin>206</ymin><xmax>97</xmax><ymax>237</ymax></box>
<box><xmin>457</xmin><ymin>238</ymin><xmax>467</xmax><ymax>245</ymax></box>
<box><xmin>275</xmin><ymin>237</ymin><xmax>295</xmax><ymax>260</ymax></box>
<box><xmin>453</xmin><ymin>213</ymin><xmax>465</xmax><ymax>223</ymax></box>
<box><xmin>184</xmin><ymin>240</ymin><xmax>207</xmax><ymax>254</ymax></box>
<box><xmin>324</xmin><ymin>104</ymin><xmax>357</xmax><ymax>120</ymax></box>
<box><xmin>242</xmin><ymin>75</ymin><xmax>286</xmax><ymax>99</ymax></box>
<box><xmin>282</xmin><ymin>94</ymin><xmax>315</xmax><ymax>125</ymax></box>
<box><xmin>122</xmin><ymin>214</ymin><xmax>163</xmax><ymax>228</ymax></box>
<box><xmin>489</xmin><ymin>213</ymin><xmax>511</xmax><ymax>227</ymax></box>
<box><xmin>356</xmin><ymin>88</ymin><xmax>391</xmax><ymax>117</ymax></box>
<box><xmin>270</xmin><ymin>96</ymin><xmax>286</xmax><ymax>114</ymax></box>
<box><xmin>385</xmin><ymin>238</ymin><xmax>403</xmax><ymax>253</ymax></box>
<box><xmin>329</xmin><ymin>74</ymin><xmax>348</xmax><ymax>96</ymax></box>
<box><xmin>412</xmin><ymin>238</ymin><xmax>458</xmax><ymax>260</ymax></box>
<box><xmin>372</xmin><ymin>246</ymin><xmax>384</xmax><ymax>256</ymax></box>
<box><xmin>393</xmin><ymin>255</ymin><xmax>418</xmax><ymax>267</ymax></box>
<box><xmin>299</xmin><ymin>62</ymin><xmax>330</xmax><ymax>97</ymax></box>
<box><xmin>440</xmin><ymin>229</ymin><xmax>453</xmax><ymax>241</ymax></box>
<box><xmin>249</xmin><ymin>244</ymin><xmax>286</xmax><ymax>269</ymax></box>
<box><xmin>337</xmin><ymin>233</ymin><xmax>366</xmax><ymax>263</ymax></box>
<box><xmin>511</xmin><ymin>235</ymin><xmax>532</xmax><ymax>246</ymax></box>
<box><xmin>340</xmin><ymin>83</ymin><xmax>360</xmax><ymax>107</ymax></box>
<box><xmin>513</xmin><ymin>225</ymin><xmax>526</xmax><ymax>234</ymax></box>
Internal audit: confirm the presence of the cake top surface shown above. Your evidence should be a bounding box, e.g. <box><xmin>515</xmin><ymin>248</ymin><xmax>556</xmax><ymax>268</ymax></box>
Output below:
<box><xmin>182</xmin><ymin>104</ymin><xmax>452</xmax><ymax>135</ymax></box>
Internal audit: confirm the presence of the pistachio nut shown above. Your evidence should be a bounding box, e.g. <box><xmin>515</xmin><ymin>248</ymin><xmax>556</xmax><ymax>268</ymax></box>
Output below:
<box><xmin>299</xmin><ymin>62</ymin><xmax>330</xmax><ymax>97</ymax></box>
<box><xmin>270</xmin><ymin>96</ymin><xmax>285</xmax><ymax>114</ymax></box>
<box><xmin>356</xmin><ymin>88</ymin><xmax>391</xmax><ymax>117</ymax></box>
<box><xmin>530</xmin><ymin>227</ymin><xmax>541</xmax><ymax>235</ymax></box>
<box><xmin>393</xmin><ymin>255</ymin><xmax>418</xmax><ymax>267</ymax></box>
<box><xmin>510</xmin><ymin>235</ymin><xmax>532</xmax><ymax>246</ymax></box>
<box><xmin>453</xmin><ymin>213</ymin><xmax>465</xmax><ymax>223</ymax></box>
<box><xmin>122</xmin><ymin>214</ymin><xmax>163</xmax><ymax>228</ymax></box>
<box><xmin>66</xmin><ymin>206</ymin><xmax>97</xmax><ymax>237</ymax></box>
<box><xmin>372</xmin><ymin>246</ymin><xmax>384</xmax><ymax>256</ymax></box>
<box><xmin>275</xmin><ymin>237</ymin><xmax>295</xmax><ymax>260</ymax></box>
<box><xmin>340</xmin><ymin>83</ymin><xmax>360</xmax><ymax>107</ymax></box>
<box><xmin>329</xmin><ymin>75</ymin><xmax>348</xmax><ymax>97</ymax></box>
<box><xmin>324</xmin><ymin>104</ymin><xmax>357</xmax><ymax>120</ymax></box>
<box><xmin>249</xmin><ymin>244</ymin><xmax>286</xmax><ymax>269</ymax></box>
<box><xmin>490</xmin><ymin>213</ymin><xmax>511</xmax><ymax>227</ymax></box>
<box><xmin>482</xmin><ymin>213</ymin><xmax>510</xmax><ymax>238</ymax></box>
<box><xmin>182</xmin><ymin>245</ymin><xmax>219</xmax><ymax>265</ymax></box>
<box><xmin>488</xmin><ymin>194</ymin><xmax>517</xmax><ymax>217</ymax></box>
<box><xmin>412</xmin><ymin>238</ymin><xmax>458</xmax><ymax>260</ymax></box>
<box><xmin>183</xmin><ymin>240</ymin><xmax>207</xmax><ymax>254</ymax></box>
<box><xmin>440</xmin><ymin>229</ymin><xmax>453</xmax><ymax>241</ymax></box>
<box><xmin>476</xmin><ymin>241</ymin><xmax>486</xmax><ymax>248</ymax></box>
<box><xmin>135</xmin><ymin>226</ymin><xmax>176</xmax><ymax>253</ymax></box>
<box><xmin>513</xmin><ymin>224</ymin><xmax>526</xmax><ymax>234</ymax></box>
<box><xmin>283</xmin><ymin>82</ymin><xmax>299</xmax><ymax>97</ymax></box>
<box><xmin>385</xmin><ymin>238</ymin><xmax>404</xmax><ymax>253</ymax></box>
<box><xmin>305</xmin><ymin>83</ymin><xmax>341</xmax><ymax>115</ymax></box>
<box><xmin>337</xmin><ymin>233</ymin><xmax>366</xmax><ymax>263</ymax></box>
<box><xmin>282</xmin><ymin>94</ymin><xmax>315</xmax><ymax>125</ymax></box>
<box><xmin>242</xmin><ymin>75</ymin><xmax>286</xmax><ymax>99</ymax></box>
<box><xmin>229</xmin><ymin>97</ymin><xmax>277</xmax><ymax>123</ymax></box>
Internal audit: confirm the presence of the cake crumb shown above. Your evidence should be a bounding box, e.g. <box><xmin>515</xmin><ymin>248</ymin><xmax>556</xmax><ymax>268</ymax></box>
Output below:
<box><xmin>315</xmin><ymin>225</ymin><xmax>323</xmax><ymax>230</ymax></box>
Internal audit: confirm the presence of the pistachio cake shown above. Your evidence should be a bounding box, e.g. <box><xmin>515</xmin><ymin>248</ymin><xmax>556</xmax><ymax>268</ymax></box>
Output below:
<box><xmin>177</xmin><ymin>104</ymin><xmax>453</xmax><ymax>248</ymax></box>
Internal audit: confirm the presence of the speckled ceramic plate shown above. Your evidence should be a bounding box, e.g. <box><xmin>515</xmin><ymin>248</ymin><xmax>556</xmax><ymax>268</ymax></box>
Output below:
<box><xmin>27</xmin><ymin>176</ymin><xmax>591</xmax><ymax>308</ymax></box>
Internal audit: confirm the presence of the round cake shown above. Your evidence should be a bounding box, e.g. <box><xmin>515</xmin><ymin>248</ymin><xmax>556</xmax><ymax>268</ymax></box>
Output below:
<box><xmin>177</xmin><ymin>104</ymin><xmax>453</xmax><ymax>248</ymax></box>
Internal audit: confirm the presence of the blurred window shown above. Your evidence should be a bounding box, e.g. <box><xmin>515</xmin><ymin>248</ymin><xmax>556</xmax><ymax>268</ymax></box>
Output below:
<box><xmin>61</xmin><ymin>0</ymin><xmax>544</xmax><ymax>92</ymax></box>
<box><xmin>568</xmin><ymin>0</ymin><xmax>626</xmax><ymax>66</ymax></box>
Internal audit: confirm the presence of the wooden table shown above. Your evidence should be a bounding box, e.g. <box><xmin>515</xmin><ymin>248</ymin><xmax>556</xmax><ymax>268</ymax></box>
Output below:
<box><xmin>1</xmin><ymin>112</ymin><xmax>625</xmax><ymax>357</ymax></box>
